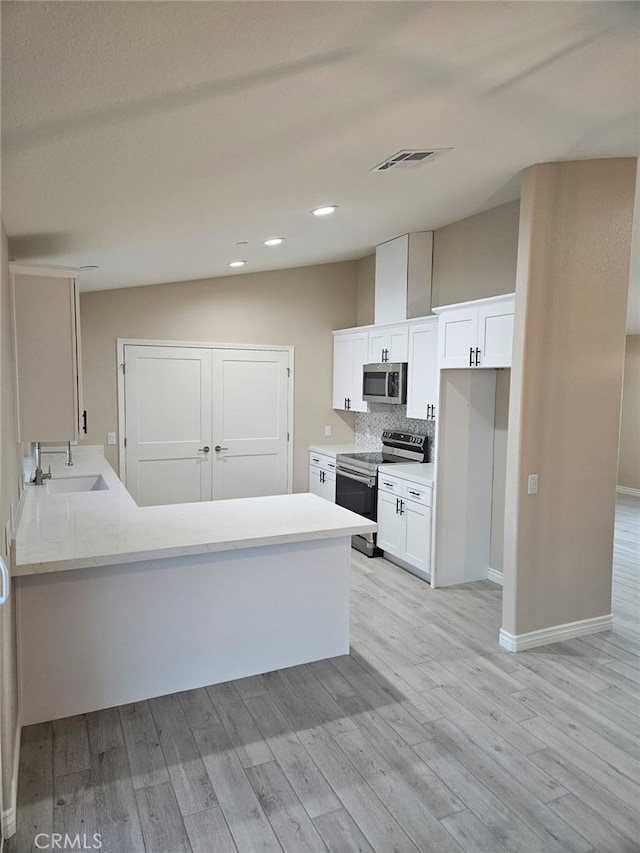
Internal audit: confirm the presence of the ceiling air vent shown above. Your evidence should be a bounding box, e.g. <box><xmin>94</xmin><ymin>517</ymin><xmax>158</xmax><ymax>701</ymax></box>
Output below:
<box><xmin>371</xmin><ymin>148</ymin><xmax>451</xmax><ymax>172</ymax></box>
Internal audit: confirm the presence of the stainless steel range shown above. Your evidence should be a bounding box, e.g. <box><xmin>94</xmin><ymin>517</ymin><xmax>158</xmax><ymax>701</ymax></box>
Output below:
<box><xmin>336</xmin><ymin>430</ymin><xmax>428</xmax><ymax>557</ymax></box>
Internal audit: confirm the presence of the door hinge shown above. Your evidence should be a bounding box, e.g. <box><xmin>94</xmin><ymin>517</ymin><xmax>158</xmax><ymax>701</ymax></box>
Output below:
<box><xmin>287</xmin><ymin>367</ymin><xmax>291</xmax><ymax>377</ymax></box>
<box><xmin>124</xmin><ymin>437</ymin><xmax>127</xmax><ymax>448</ymax></box>
<box><xmin>287</xmin><ymin>432</ymin><xmax>290</xmax><ymax>441</ymax></box>
<box><xmin>121</xmin><ymin>363</ymin><xmax>126</xmax><ymax>374</ymax></box>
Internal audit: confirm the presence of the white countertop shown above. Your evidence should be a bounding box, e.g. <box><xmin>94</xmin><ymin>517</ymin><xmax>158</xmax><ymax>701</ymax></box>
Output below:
<box><xmin>309</xmin><ymin>443</ymin><xmax>378</xmax><ymax>457</ymax></box>
<box><xmin>377</xmin><ymin>462</ymin><xmax>435</xmax><ymax>487</ymax></box>
<box><xmin>13</xmin><ymin>447</ymin><xmax>376</xmax><ymax>577</ymax></box>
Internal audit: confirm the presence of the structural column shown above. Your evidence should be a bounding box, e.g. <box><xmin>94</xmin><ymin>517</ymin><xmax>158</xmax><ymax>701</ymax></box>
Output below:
<box><xmin>502</xmin><ymin>158</ymin><xmax>637</xmax><ymax>650</ymax></box>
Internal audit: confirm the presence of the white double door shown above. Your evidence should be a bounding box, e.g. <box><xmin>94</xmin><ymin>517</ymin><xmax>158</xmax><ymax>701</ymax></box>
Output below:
<box><xmin>123</xmin><ymin>344</ymin><xmax>290</xmax><ymax>506</ymax></box>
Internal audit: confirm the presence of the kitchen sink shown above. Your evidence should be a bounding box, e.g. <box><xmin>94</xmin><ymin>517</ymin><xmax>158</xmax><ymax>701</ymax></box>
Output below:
<box><xmin>46</xmin><ymin>475</ymin><xmax>109</xmax><ymax>494</ymax></box>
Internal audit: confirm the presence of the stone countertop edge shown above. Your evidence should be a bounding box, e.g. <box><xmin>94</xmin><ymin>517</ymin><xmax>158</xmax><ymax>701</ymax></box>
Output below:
<box><xmin>377</xmin><ymin>462</ymin><xmax>435</xmax><ymax>487</ymax></box>
<box><xmin>14</xmin><ymin>446</ymin><xmax>376</xmax><ymax>577</ymax></box>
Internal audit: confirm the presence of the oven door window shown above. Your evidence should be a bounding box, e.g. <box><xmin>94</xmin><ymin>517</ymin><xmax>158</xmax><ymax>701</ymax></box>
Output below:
<box><xmin>336</xmin><ymin>473</ymin><xmax>377</xmax><ymax>521</ymax></box>
<box><xmin>363</xmin><ymin>370</ymin><xmax>387</xmax><ymax>399</ymax></box>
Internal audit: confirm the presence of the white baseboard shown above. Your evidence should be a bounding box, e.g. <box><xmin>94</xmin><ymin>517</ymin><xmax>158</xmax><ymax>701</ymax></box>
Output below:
<box><xmin>499</xmin><ymin>613</ymin><xmax>613</xmax><ymax>652</ymax></box>
<box><xmin>617</xmin><ymin>485</ymin><xmax>640</xmax><ymax>498</ymax></box>
<box><xmin>1</xmin><ymin>721</ymin><xmax>21</xmax><ymax>840</ymax></box>
<box><xmin>487</xmin><ymin>567</ymin><xmax>503</xmax><ymax>586</ymax></box>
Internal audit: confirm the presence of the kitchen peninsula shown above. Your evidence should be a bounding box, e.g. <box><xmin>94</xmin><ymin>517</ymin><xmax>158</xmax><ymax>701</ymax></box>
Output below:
<box><xmin>12</xmin><ymin>447</ymin><xmax>375</xmax><ymax>725</ymax></box>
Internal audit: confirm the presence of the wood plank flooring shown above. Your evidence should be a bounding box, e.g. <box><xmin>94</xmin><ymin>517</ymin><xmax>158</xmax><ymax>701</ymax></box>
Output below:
<box><xmin>8</xmin><ymin>496</ymin><xmax>639</xmax><ymax>853</ymax></box>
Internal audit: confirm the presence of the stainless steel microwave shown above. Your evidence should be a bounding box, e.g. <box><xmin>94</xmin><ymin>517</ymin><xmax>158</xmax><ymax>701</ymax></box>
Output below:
<box><xmin>362</xmin><ymin>362</ymin><xmax>408</xmax><ymax>404</ymax></box>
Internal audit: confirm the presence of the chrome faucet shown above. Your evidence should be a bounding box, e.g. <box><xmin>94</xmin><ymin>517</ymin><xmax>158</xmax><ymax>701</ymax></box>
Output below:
<box><xmin>32</xmin><ymin>441</ymin><xmax>73</xmax><ymax>485</ymax></box>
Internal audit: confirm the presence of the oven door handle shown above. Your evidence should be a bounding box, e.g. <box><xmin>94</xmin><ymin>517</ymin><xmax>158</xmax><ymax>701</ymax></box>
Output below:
<box><xmin>337</xmin><ymin>468</ymin><xmax>376</xmax><ymax>487</ymax></box>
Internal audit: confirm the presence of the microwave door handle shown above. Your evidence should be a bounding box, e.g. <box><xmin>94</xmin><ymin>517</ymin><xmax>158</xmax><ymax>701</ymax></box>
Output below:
<box><xmin>387</xmin><ymin>371</ymin><xmax>393</xmax><ymax>398</ymax></box>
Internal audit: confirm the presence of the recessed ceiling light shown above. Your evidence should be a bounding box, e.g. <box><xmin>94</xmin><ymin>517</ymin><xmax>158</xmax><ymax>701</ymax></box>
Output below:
<box><xmin>227</xmin><ymin>260</ymin><xmax>246</xmax><ymax>268</ymax></box>
<box><xmin>311</xmin><ymin>206</ymin><xmax>338</xmax><ymax>217</ymax></box>
<box><xmin>263</xmin><ymin>238</ymin><xmax>284</xmax><ymax>246</ymax></box>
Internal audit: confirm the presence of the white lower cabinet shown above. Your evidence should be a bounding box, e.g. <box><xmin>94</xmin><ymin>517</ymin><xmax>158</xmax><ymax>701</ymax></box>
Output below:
<box><xmin>308</xmin><ymin>451</ymin><xmax>336</xmax><ymax>501</ymax></box>
<box><xmin>377</xmin><ymin>473</ymin><xmax>432</xmax><ymax>578</ymax></box>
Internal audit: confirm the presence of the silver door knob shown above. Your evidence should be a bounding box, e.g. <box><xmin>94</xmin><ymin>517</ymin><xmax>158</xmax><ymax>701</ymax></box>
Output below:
<box><xmin>198</xmin><ymin>446</ymin><xmax>211</xmax><ymax>452</ymax></box>
<box><xmin>214</xmin><ymin>445</ymin><xmax>228</xmax><ymax>451</ymax></box>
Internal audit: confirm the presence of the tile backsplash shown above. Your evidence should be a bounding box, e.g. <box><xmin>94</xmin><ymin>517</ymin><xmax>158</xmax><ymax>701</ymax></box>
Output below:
<box><xmin>354</xmin><ymin>408</ymin><xmax>435</xmax><ymax>462</ymax></box>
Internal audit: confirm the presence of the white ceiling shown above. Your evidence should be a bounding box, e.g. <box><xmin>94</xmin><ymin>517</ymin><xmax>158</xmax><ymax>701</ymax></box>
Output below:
<box><xmin>2</xmin><ymin>1</ymin><xmax>639</xmax><ymax>326</ymax></box>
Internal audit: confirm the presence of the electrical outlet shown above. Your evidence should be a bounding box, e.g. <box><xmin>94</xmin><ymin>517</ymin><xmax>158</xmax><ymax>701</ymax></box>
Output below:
<box><xmin>527</xmin><ymin>474</ymin><xmax>539</xmax><ymax>495</ymax></box>
<box><xmin>324</xmin><ymin>425</ymin><xmax>332</xmax><ymax>437</ymax></box>
<box><xmin>107</xmin><ymin>432</ymin><xmax>116</xmax><ymax>445</ymax></box>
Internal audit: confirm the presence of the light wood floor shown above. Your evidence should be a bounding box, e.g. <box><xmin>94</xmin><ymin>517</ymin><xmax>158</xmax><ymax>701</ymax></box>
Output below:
<box><xmin>8</xmin><ymin>496</ymin><xmax>639</xmax><ymax>853</ymax></box>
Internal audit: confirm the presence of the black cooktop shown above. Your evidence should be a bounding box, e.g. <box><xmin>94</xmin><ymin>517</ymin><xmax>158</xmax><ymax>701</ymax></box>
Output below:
<box><xmin>343</xmin><ymin>452</ymin><xmax>386</xmax><ymax>465</ymax></box>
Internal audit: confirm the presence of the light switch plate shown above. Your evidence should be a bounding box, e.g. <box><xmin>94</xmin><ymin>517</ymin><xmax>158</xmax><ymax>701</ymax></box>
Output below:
<box><xmin>324</xmin><ymin>426</ymin><xmax>332</xmax><ymax>437</ymax></box>
<box><xmin>107</xmin><ymin>432</ymin><xmax>116</xmax><ymax>445</ymax></box>
<box><xmin>527</xmin><ymin>474</ymin><xmax>539</xmax><ymax>495</ymax></box>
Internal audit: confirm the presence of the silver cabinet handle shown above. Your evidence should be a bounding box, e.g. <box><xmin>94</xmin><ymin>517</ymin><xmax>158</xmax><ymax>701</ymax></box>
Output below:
<box><xmin>198</xmin><ymin>446</ymin><xmax>211</xmax><ymax>452</ymax></box>
<box><xmin>215</xmin><ymin>445</ymin><xmax>228</xmax><ymax>451</ymax></box>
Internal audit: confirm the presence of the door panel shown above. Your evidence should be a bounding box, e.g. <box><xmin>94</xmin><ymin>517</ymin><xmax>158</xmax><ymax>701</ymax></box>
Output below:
<box><xmin>124</xmin><ymin>345</ymin><xmax>213</xmax><ymax>506</ymax></box>
<box><xmin>406</xmin><ymin>320</ymin><xmax>438</xmax><ymax>419</ymax></box>
<box><xmin>212</xmin><ymin>350</ymin><xmax>289</xmax><ymax>500</ymax></box>
<box><xmin>404</xmin><ymin>500</ymin><xmax>431</xmax><ymax>574</ymax></box>
<box><xmin>438</xmin><ymin>307</ymin><xmax>477</xmax><ymax>368</ymax></box>
<box><xmin>377</xmin><ymin>491</ymin><xmax>403</xmax><ymax>556</ymax></box>
<box><xmin>478</xmin><ymin>303</ymin><xmax>514</xmax><ymax>367</ymax></box>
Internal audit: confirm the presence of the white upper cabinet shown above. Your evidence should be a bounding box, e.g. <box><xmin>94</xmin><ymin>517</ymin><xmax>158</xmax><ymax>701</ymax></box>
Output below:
<box><xmin>11</xmin><ymin>263</ymin><xmax>85</xmax><ymax>442</ymax></box>
<box><xmin>368</xmin><ymin>325</ymin><xmax>409</xmax><ymax>364</ymax></box>
<box><xmin>434</xmin><ymin>293</ymin><xmax>515</xmax><ymax>369</ymax></box>
<box><xmin>332</xmin><ymin>329</ymin><xmax>369</xmax><ymax>412</ymax></box>
<box><xmin>406</xmin><ymin>318</ymin><xmax>438</xmax><ymax>420</ymax></box>
<box><xmin>374</xmin><ymin>232</ymin><xmax>433</xmax><ymax>324</ymax></box>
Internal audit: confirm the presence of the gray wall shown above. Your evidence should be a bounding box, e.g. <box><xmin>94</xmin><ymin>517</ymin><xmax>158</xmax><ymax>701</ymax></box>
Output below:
<box><xmin>503</xmin><ymin>158</ymin><xmax>636</xmax><ymax>636</ymax></box>
<box><xmin>619</xmin><ymin>335</ymin><xmax>640</xmax><ymax>490</ymax></box>
<box><xmin>0</xmin><ymin>221</ymin><xmax>21</xmax><ymax>831</ymax></box>
<box><xmin>432</xmin><ymin>201</ymin><xmax>520</xmax><ymax>307</ymax></box>
<box><xmin>80</xmin><ymin>261</ymin><xmax>360</xmax><ymax>493</ymax></box>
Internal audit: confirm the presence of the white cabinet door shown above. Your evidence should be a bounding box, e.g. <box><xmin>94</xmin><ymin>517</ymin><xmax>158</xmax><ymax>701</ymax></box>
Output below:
<box><xmin>350</xmin><ymin>332</ymin><xmax>370</xmax><ymax>412</ymax></box>
<box><xmin>309</xmin><ymin>464</ymin><xmax>324</xmax><ymax>497</ymax></box>
<box><xmin>212</xmin><ymin>349</ymin><xmax>290</xmax><ymax>500</ymax></box>
<box><xmin>332</xmin><ymin>334</ymin><xmax>352</xmax><ymax>410</ymax></box>
<box><xmin>368</xmin><ymin>325</ymin><xmax>409</xmax><ymax>364</ymax></box>
<box><xmin>377</xmin><ymin>490</ymin><xmax>404</xmax><ymax>556</ymax></box>
<box><xmin>374</xmin><ymin>234</ymin><xmax>410</xmax><ymax>324</ymax></box>
<box><xmin>403</xmin><ymin>499</ymin><xmax>431</xmax><ymax>574</ymax></box>
<box><xmin>124</xmin><ymin>345</ymin><xmax>214</xmax><ymax>506</ymax></box>
<box><xmin>12</xmin><ymin>268</ymin><xmax>83</xmax><ymax>442</ymax></box>
<box><xmin>333</xmin><ymin>331</ymin><xmax>369</xmax><ymax>412</ymax></box>
<box><xmin>477</xmin><ymin>299</ymin><xmax>515</xmax><ymax>368</ymax></box>
<box><xmin>436</xmin><ymin>294</ymin><xmax>515</xmax><ymax>370</ymax></box>
<box><xmin>437</xmin><ymin>305</ymin><xmax>478</xmax><ymax>369</ymax></box>
<box><xmin>406</xmin><ymin>319</ymin><xmax>438</xmax><ymax>420</ymax></box>
<box><xmin>309</xmin><ymin>454</ymin><xmax>336</xmax><ymax>502</ymax></box>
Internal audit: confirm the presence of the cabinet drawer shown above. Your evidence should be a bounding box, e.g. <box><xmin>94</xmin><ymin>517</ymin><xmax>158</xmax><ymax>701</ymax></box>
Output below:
<box><xmin>309</xmin><ymin>452</ymin><xmax>336</xmax><ymax>473</ymax></box>
<box><xmin>402</xmin><ymin>482</ymin><xmax>432</xmax><ymax>507</ymax></box>
<box><xmin>378</xmin><ymin>474</ymin><xmax>402</xmax><ymax>495</ymax></box>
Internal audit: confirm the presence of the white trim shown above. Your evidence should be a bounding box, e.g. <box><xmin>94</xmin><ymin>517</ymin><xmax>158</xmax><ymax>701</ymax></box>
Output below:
<box><xmin>487</xmin><ymin>567</ymin><xmax>503</xmax><ymax>586</ymax></box>
<box><xmin>617</xmin><ymin>485</ymin><xmax>640</xmax><ymax>498</ymax></box>
<box><xmin>1</xmin><ymin>719</ymin><xmax>21</xmax><ymax>839</ymax></box>
<box><xmin>499</xmin><ymin>613</ymin><xmax>613</xmax><ymax>652</ymax></box>
<box><xmin>9</xmin><ymin>262</ymin><xmax>79</xmax><ymax>278</ymax></box>
<box><xmin>116</xmin><ymin>338</ymin><xmax>295</xmax><ymax>494</ymax></box>
<box><xmin>431</xmin><ymin>291</ymin><xmax>515</xmax><ymax>315</ymax></box>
